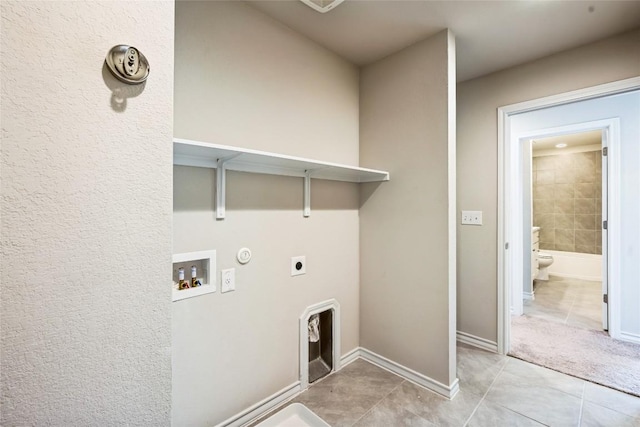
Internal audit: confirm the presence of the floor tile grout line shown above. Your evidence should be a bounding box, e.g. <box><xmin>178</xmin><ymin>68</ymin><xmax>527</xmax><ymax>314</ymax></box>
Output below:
<box><xmin>462</xmin><ymin>356</ymin><xmax>510</xmax><ymax>426</ymax></box>
<box><xmin>488</xmin><ymin>402</ymin><xmax>551</xmax><ymax>427</ymax></box>
<box><xmin>577</xmin><ymin>381</ymin><xmax>586</xmax><ymax>426</ymax></box>
<box><xmin>529</xmin><ymin>275</ymin><xmax>603</xmax><ymax>331</ymax></box>
<box><xmin>582</xmin><ymin>394</ymin><xmax>640</xmax><ymax>423</ymax></box>
<box><xmin>348</xmin><ymin>379</ymin><xmax>407</xmax><ymax>427</ymax></box>
<box><xmin>480</xmin><ymin>358</ymin><xmax>554</xmax><ymax>426</ymax></box>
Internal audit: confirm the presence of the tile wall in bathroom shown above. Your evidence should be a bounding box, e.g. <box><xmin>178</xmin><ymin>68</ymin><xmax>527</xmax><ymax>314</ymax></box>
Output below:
<box><xmin>532</xmin><ymin>150</ymin><xmax>602</xmax><ymax>254</ymax></box>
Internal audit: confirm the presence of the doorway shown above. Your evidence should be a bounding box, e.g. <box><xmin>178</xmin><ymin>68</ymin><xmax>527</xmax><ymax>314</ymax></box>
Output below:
<box><xmin>497</xmin><ymin>77</ymin><xmax>640</xmax><ymax>354</ymax></box>
<box><xmin>524</xmin><ymin>129</ymin><xmax>607</xmax><ymax>333</ymax></box>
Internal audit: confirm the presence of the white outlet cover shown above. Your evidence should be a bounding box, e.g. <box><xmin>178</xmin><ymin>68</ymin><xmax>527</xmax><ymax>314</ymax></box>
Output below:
<box><xmin>221</xmin><ymin>268</ymin><xmax>235</xmax><ymax>293</ymax></box>
<box><xmin>291</xmin><ymin>256</ymin><xmax>306</xmax><ymax>276</ymax></box>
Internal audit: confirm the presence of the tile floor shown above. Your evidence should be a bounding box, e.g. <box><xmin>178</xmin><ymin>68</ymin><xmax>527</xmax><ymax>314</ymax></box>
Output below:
<box><xmin>256</xmin><ymin>344</ymin><xmax>640</xmax><ymax>426</ymax></box>
<box><xmin>525</xmin><ymin>275</ymin><xmax>602</xmax><ymax>331</ymax></box>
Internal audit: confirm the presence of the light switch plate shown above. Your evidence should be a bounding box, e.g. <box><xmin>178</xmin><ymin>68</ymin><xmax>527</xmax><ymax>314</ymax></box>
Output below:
<box><xmin>462</xmin><ymin>210</ymin><xmax>483</xmax><ymax>225</ymax></box>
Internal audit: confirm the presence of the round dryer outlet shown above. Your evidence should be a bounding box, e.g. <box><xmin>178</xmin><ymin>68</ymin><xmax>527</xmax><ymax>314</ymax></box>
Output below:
<box><xmin>237</xmin><ymin>248</ymin><xmax>252</xmax><ymax>264</ymax></box>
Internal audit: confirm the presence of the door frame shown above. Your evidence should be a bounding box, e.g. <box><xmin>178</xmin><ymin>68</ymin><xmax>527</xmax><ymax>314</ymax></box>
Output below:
<box><xmin>510</xmin><ymin>120</ymin><xmax>615</xmax><ymax>317</ymax></box>
<box><xmin>496</xmin><ymin>77</ymin><xmax>640</xmax><ymax>354</ymax></box>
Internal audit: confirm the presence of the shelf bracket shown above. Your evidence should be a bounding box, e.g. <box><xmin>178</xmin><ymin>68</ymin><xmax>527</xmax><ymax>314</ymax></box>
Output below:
<box><xmin>216</xmin><ymin>158</ymin><xmax>227</xmax><ymax>219</ymax></box>
<box><xmin>215</xmin><ymin>154</ymin><xmax>241</xmax><ymax>220</ymax></box>
<box><xmin>303</xmin><ymin>171</ymin><xmax>311</xmax><ymax>218</ymax></box>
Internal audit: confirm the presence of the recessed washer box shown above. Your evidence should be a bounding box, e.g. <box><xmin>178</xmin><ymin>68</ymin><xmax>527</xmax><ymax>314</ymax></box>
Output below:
<box><xmin>172</xmin><ymin>250</ymin><xmax>216</xmax><ymax>302</ymax></box>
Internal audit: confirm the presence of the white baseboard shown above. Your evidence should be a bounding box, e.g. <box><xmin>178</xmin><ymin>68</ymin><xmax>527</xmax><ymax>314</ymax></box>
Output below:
<box><xmin>220</xmin><ymin>348</ymin><xmax>362</xmax><ymax>427</ymax></box>
<box><xmin>220</xmin><ymin>346</ymin><xmax>461</xmax><ymax>426</ymax></box>
<box><xmin>619</xmin><ymin>331</ymin><xmax>640</xmax><ymax>345</ymax></box>
<box><xmin>523</xmin><ymin>291</ymin><xmax>535</xmax><ymax>301</ymax></box>
<box><xmin>340</xmin><ymin>347</ymin><xmax>361</xmax><ymax>368</ymax></box>
<box><xmin>358</xmin><ymin>347</ymin><xmax>459</xmax><ymax>399</ymax></box>
<box><xmin>218</xmin><ymin>382</ymin><xmax>301</xmax><ymax>427</ymax></box>
<box><xmin>456</xmin><ymin>331</ymin><xmax>499</xmax><ymax>353</ymax></box>
<box><xmin>549</xmin><ymin>272</ymin><xmax>601</xmax><ymax>282</ymax></box>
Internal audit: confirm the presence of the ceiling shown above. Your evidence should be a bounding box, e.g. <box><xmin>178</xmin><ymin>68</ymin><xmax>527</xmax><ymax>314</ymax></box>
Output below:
<box><xmin>532</xmin><ymin>130</ymin><xmax>602</xmax><ymax>152</ymax></box>
<box><xmin>246</xmin><ymin>0</ymin><xmax>640</xmax><ymax>82</ymax></box>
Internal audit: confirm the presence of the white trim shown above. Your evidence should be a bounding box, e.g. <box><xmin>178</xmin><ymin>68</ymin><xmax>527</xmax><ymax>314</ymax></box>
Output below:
<box><xmin>299</xmin><ymin>299</ymin><xmax>341</xmax><ymax>391</ymax></box>
<box><xmin>522</xmin><ymin>291</ymin><xmax>535</xmax><ymax>301</ymax></box>
<box><xmin>619</xmin><ymin>331</ymin><xmax>640</xmax><ymax>345</ymax></box>
<box><xmin>606</xmin><ymin>120</ymin><xmax>621</xmax><ymax>339</ymax></box>
<box><xmin>446</xmin><ymin>28</ymin><xmax>458</xmax><ymax>388</ymax></box>
<box><xmin>220</xmin><ymin>346</ymin><xmax>461</xmax><ymax>427</ymax></box>
<box><xmin>216</xmin><ymin>382</ymin><xmax>301</xmax><ymax>427</ymax></box>
<box><xmin>498</xmin><ymin>77</ymin><xmax>640</xmax><ymax>115</ymax></box>
<box><xmin>223</xmin><ymin>347</ymin><xmax>361</xmax><ymax>427</ymax></box>
<box><xmin>601</xmin><ymin>126</ymin><xmax>610</xmax><ymax>331</ymax></box>
<box><xmin>358</xmin><ymin>348</ymin><xmax>459</xmax><ymax>399</ymax></box>
<box><xmin>497</xmin><ymin>76</ymin><xmax>640</xmax><ymax>355</ymax></box>
<box><xmin>456</xmin><ymin>331</ymin><xmax>499</xmax><ymax>353</ymax></box>
<box><xmin>497</xmin><ymin>107</ymin><xmax>508</xmax><ymax>355</ymax></box>
<box><xmin>504</xmin><ymin>119</ymin><xmax>618</xmax><ymax>347</ymax></box>
<box><xmin>339</xmin><ymin>347</ymin><xmax>361</xmax><ymax>368</ymax></box>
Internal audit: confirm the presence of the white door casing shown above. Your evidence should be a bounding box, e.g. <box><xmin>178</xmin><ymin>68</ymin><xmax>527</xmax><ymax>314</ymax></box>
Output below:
<box><xmin>497</xmin><ymin>77</ymin><xmax>640</xmax><ymax>354</ymax></box>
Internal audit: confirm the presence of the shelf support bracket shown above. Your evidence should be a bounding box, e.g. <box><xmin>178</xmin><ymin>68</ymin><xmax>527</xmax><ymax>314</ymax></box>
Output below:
<box><xmin>215</xmin><ymin>154</ymin><xmax>241</xmax><ymax>220</ymax></box>
<box><xmin>216</xmin><ymin>158</ymin><xmax>227</xmax><ymax>219</ymax></box>
<box><xmin>303</xmin><ymin>171</ymin><xmax>311</xmax><ymax>218</ymax></box>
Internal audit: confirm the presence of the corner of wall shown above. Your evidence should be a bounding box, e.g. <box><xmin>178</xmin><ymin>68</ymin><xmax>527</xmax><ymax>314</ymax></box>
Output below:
<box><xmin>359</xmin><ymin>29</ymin><xmax>457</xmax><ymax>387</ymax></box>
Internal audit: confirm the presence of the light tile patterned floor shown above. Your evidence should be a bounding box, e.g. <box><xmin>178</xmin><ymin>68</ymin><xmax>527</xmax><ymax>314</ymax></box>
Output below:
<box><xmin>525</xmin><ymin>275</ymin><xmax>602</xmax><ymax>331</ymax></box>
<box><xmin>255</xmin><ymin>344</ymin><xmax>640</xmax><ymax>426</ymax></box>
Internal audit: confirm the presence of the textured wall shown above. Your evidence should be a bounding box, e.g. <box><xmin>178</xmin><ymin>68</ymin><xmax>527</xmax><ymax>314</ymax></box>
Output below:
<box><xmin>173</xmin><ymin>2</ymin><xmax>360</xmax><ymax>425</ymax></box>
<box><xmin>533</xmin><ymin>151</ymin><xmax>603</xmax><ymax>254</ymax></box>
<box><xmin>1</xmin><ymin>2</ymin><xmax>174</xmax><ymax>425</ymax></box>
<box><xmin>457</xmin><ymin>28</ymin><xmax>640</xmax><ymax>343</ymax></box>
<box><xmin>359</xmin><ymin>30</ymin><xmax>457</xmax><ymax>387</ymax></box>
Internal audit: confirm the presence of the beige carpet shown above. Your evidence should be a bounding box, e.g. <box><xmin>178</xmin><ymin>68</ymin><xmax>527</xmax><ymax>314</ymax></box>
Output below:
<box><xmin>509</xmin><ymin>315</ymin><xmax>640</xmax><ymax>397</ymax></box>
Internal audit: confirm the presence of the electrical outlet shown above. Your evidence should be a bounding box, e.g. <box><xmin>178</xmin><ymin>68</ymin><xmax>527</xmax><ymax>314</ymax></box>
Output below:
<box><xmin>221</xmin><ymin>268</ymin><xmax>235</xmax><ymax>293</ymax></box>
<box><xmin>461</xmin><ymin>210</ymin><xmax>483</xmax><ymax>225</ymax></box>
<box><xmin>291</xmin><ymin>256</ymin><xmax>306</xmax><ymax>276</ymax></box>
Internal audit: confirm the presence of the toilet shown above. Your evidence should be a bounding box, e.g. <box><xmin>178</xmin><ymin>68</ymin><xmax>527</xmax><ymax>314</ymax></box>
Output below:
<box><xmin>536</xmin><ymin>251</ymin><xmax>554</xmax><ymax>280</ymax></box>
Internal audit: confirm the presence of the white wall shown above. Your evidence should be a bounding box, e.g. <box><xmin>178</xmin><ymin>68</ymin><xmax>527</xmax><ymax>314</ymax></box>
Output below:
<box><xmin>359</xmin><ymin>30</ymin><xmax>457</xmax><ymax>388</ymax></box>
<box><xmin>457</xmin><ymin>28</ymin><xmax>640</xmax><ymax>343</ymax></box>
<box><xmin>173</xmin><ymin>2</ymin><xmax>360</xmax><ymax>424</ymax></box>
<box><xmin>0</xmin><ymin>1</ymin><xmax>174</xmax><ymax>425</ymax></box>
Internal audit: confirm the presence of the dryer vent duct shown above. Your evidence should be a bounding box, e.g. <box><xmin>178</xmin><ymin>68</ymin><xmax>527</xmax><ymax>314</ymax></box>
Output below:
<box><xmin>300</xmin><ymin>0</ymin><xmax>345</xmax><ymax>13</ymax></box>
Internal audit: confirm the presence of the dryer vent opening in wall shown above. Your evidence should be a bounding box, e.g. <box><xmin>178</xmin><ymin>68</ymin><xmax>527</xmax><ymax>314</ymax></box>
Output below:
<box><xmin>308</xmin><ymin>310</ymin><xmax>333</xmax><ymax>383</ymax></box>
<box><xmin>300</xmin><ymin>299</ymin><xmax>341</xmax><ymax>390</ymax></box>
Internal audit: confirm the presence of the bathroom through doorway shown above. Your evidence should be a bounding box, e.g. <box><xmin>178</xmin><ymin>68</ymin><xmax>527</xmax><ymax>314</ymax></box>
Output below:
<box><xmin>497</xmin><ymin>78</ymin><xmax>640</xmax><ymax>355</ymax></box>
<box><xmin>496</xmin><ymin>80</ymin><xmax>640</xmax><ymax>394</ymax></box>
<box><xmin>525</xmin><ymin>129</ymin><xmax>607</xmax><ymax>332</ymax></box>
